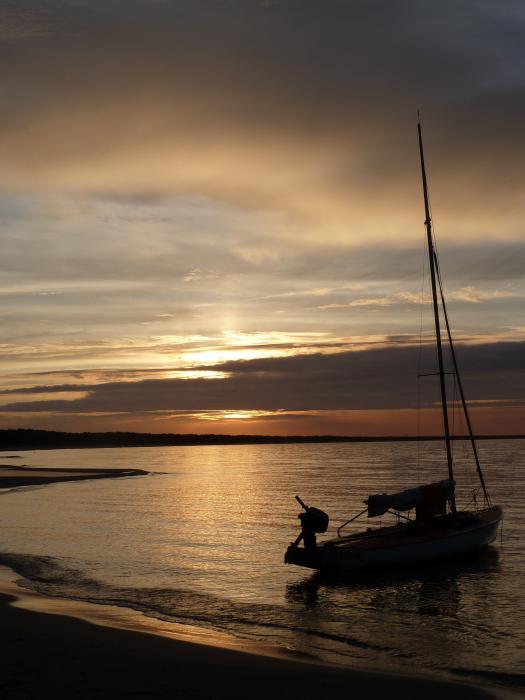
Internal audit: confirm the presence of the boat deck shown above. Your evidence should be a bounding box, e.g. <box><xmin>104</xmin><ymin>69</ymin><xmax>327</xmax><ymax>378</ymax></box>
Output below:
<box><xmin>322</xmin><ymin>507</ymin><xmax>501</xmax><ymax>552</ymax></box>
<box><xmin>284</xmin><ymin>506</ymin><xmax>502</xmax><ymax>571</ymax></box>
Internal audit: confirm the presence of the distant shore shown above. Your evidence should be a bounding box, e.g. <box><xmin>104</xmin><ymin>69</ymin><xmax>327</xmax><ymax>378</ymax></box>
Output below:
<box><xmin>0</xmin><ymin>428</ymin><xmax>523</xmax><ymax>451</ymax></box>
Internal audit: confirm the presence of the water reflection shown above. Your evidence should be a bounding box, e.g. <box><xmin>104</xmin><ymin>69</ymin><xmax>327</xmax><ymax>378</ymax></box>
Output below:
<box><xmin>286</xmin><ymin>547</ymin><xmax>501</xmax><ymax>616</ymax></box>
<box><xmin>417</xmin><ymin>577</ymin><xmax>461</xmax><ymax>617</ymax></box>
<box><xmin>1</xmin><ymin>441</ymin><xmax>521</xmax><ymax>687</ymax></box>
<box><xmin>283</xmin><ymin>549</ymin><xmax>506</xmax><ymax>678</ymax></box>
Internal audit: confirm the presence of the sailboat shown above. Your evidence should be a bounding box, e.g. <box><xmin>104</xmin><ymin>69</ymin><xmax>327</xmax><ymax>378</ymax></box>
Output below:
<box><xmin>284</xmin><ymin>121</ymin><xmax>503</xmax><ymax>573</ymax></box>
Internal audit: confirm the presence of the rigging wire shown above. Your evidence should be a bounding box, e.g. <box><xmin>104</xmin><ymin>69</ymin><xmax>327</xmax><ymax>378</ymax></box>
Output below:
<box><xmin>427</xmin><ymin>195</ymin><xmax>453</xmax><ymax>469</ymax></box>
<box><xmin>418</xmin><ymin>119</ymin><xmax>491</xmax><ymax>509</ymax></box>
<box><xmin>433</xmin><ymin>246</ymin><xmax>491</xmax><ymax>505</ymax></box>
<box><xmin>429</xmin><ymin>201</ymin><xmax>468</xmax><ymax>506</ymax></box>
<box><xmin>463</xmin><ymin>428</ymin><xmax>477</xmax><ymax>507</ymax></box>
<box><xmin>418</xmin><ymin>122</ymin><xmax>455</xmax><ymax>503</ymax></box>
<box><xmin>416</xmin><ymin>226</ymin><xmax>428</xmax><ymax>484</ymax></box>
<box><xmin>451</xmin><ymin>372</ymin><xmax>457</xmax><ymax>462</ymax></box>
<box><xmin>426</xmin><ymin>170</ymin><xmax>483</xmax><ymax>510</ymax></box>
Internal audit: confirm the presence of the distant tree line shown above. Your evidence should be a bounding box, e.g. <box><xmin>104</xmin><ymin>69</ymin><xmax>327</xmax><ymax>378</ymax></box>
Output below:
<box><xmin>0</xmin><ymin>429</ymin><xmax>522</xmax><ymax>451</ymax></box>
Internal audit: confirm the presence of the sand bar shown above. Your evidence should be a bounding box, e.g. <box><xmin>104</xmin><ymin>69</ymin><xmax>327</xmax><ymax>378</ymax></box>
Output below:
<box><xmin>0</xmin><ymin>465</ymin><xmax>148</xmax><ymax>489</ymax></box>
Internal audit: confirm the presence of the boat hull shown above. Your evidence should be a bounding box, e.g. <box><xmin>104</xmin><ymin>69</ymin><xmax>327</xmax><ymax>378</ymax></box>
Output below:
<box><xmin>285</xmin><ymin>506</ymin><xmax>502</xmax><ymax>572</ymax></box>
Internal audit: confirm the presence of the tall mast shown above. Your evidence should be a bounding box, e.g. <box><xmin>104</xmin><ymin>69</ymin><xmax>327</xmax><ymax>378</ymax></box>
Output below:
<box><xmin>417</xmin><ymin>119</ymin><xmax>456</xmax><ymax>511</ymax></box>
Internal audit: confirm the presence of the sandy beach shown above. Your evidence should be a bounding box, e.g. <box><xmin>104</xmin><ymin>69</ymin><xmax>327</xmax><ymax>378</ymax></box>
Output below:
<box><xmin>0</xmin><ymin>579</ymin><xmax>513</xmax><ymax>700</ymax></box>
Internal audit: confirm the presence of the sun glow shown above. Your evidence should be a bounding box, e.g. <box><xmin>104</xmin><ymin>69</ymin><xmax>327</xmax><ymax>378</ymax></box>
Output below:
<box><xmin>179</xmin><ymin>330</ymin><xmax>346</xmax><ymax>367</ymax></box>
<box><xmin>165</xmin><ymin>370</ymin><xmax>230</xmax><ymax>380</ymax></box>
<box><xmin>194</xmin><ymin>410</ymin><xmax>275</xmax><ymax>421</ymax></box>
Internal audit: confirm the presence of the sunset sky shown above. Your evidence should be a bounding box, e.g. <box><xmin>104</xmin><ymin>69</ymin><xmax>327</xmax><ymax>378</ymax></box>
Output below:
<box><xmin>0</xmin><ymin>0</ymin><xmax>524</xmax><ymax>435</ymax></box>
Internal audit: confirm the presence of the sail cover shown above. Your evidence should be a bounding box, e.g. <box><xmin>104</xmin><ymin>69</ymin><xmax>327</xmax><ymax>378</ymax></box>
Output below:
<box><xmin>366</xmin><ymin>480</ymin><xmax>454</xmax><ymax>517</ymax></box>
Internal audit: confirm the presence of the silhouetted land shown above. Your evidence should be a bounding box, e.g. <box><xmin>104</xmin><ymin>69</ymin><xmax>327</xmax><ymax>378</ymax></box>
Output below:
<box><xmin>1</xmin><ymin>429</ymin><xmax>523</xmax><ymax>451</ymax></box>
<box><xmin>0</xmin><ymin>465</ymin><xmax>147</xmax><ymax>488</ymax></box>
<box><xmin>0</xmin><ymin>591</ymin><xmax>503</xmax><ymax>700</ymax></box>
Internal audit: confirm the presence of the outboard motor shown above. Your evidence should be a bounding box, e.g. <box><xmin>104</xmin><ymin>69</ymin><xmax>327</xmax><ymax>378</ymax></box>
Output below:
<box><xmin>292</xmin><ymin>496</ymin><xmax>329</xmax><ymax>550</ymax></box>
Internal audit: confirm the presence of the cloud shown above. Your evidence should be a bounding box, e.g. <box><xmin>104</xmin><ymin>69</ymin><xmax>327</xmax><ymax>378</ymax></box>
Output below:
<box><xmin>0</xmin><ymin>4</ymin><xmax>60</xmax><ymax>41</ymax></box>
<box><xmin>0</xmin><ymin>1</ymin><xmax>524</xmax><ymax>434</ymax></box>
<box><xmin>447</xmin><ymin>286</ymin><xmax>515</xmax><ymax>303</ymax></box>
<box><xmin>316</xmin><ymin>286</ymin><xmax>517</xmax><ymax>309</ymax></box>
<box><xmin>3</xmin><ymin>341</ymin><xmax>524</xmax><ymax>414</ymax></box>
<box><xmin>0</xmin><ymin>1</ymin><xmax>525</xmax><ymax>245</ymax></box>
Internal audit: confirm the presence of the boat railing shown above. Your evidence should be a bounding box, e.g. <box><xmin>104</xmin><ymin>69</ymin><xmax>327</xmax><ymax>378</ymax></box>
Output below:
<box><xmin>337</xmin><ymin>506</ymin><xmax>368</xmax><ymax>537</ymax></box>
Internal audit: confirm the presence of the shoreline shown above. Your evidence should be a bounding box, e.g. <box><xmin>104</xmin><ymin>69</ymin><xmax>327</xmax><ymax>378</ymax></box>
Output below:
<box><xmin>0</xmin><ymin>566</ymin><xmax>289</xmax><ymax>660</ymax></box>
<box><xmin>1</xmin><ymin>429</ymin><xmax>524</xmax><ymax>452</ymax></box>
<box><xmin>0</xmin><ymin>465</ymin><xmax>148</xmax><ymax>489</ymax></box>
<box><xmin>0</xmin><ymin>566</ymin><xmax>518</xmax><ymax>700</ymax></box>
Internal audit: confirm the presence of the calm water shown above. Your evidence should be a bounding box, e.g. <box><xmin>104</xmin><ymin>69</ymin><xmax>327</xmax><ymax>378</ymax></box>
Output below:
<box><xmin>0</xmin><ymin>440</ymin><xmax>523</xmax><ymax>690</ymax></box>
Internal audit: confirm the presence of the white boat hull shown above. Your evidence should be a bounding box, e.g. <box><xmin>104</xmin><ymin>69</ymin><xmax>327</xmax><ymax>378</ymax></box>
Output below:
<box><xmin>285</xmin><ymin>506</ymin><xmax>502</xmax><ymax>572</ymax></box>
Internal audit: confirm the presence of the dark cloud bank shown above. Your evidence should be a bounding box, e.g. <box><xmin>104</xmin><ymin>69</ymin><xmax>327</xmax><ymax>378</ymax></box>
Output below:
<box><xmin>3</xmin><ymin>341</ymin><xmax>524</xmax><ymax>414</ymax></box>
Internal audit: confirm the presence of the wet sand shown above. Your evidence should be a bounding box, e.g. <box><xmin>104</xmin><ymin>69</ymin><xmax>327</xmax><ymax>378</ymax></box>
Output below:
<box><xmin>0</xmin><ymin>580</ymin><xmax>516</xmax><ymax>700</ymax></box>
<box><xmin>0</xmin><ymin>465</ymin><xmax>148</xmax><ymax>488</ymax></box>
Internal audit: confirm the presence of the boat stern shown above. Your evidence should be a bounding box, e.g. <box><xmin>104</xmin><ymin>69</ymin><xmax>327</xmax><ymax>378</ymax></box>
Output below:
<box><xmin>284</xmin><ymin>542</ymin><xmax>328</xmax><ymax>570</ymax></box>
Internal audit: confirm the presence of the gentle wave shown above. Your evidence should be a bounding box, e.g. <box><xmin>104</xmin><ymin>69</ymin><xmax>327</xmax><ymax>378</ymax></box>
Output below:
<box><xmin>2</xmin><ymin>550</ymin><xmax>524</xmax><ymax>690</ymax></box>
<box><xmin>0</xmin><ymin>552</ymin><xmax>400</xmax><ymax>658</ymax></box>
